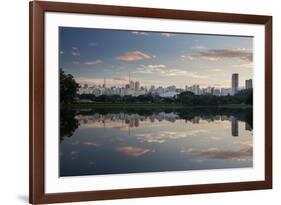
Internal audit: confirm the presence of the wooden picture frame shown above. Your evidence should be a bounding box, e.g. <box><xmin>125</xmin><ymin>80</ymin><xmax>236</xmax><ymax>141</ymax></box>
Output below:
<box><xmin>29</xmin><ymin>1</ymin><xmax>272</xmax><ymax>204</ymax></box>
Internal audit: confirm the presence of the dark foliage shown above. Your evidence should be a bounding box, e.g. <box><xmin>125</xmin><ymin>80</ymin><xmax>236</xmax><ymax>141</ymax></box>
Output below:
<box><xmin>60</xmin><ymin>69</ymin><xmax>80</xmax><ymax>106</ymax></box>
<box><xmin>77</xmin><ymin>89</ymin><xmax>253</xmax><ymax>106</ymax></box>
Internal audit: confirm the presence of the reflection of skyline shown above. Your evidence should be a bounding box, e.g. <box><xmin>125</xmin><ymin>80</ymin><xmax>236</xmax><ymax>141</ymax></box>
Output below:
<box><xmin>231</xmin><ymin>116</ymin><xmax>239</xmax><ymax>137</ymax></box>
<box><xmin>76</xmin><ymin>112</ymin><xmax>252</xmax><ymax>136</ymax></box>
<box><xmin>60</xmin><ymin>110</ymin><xmax>253</xmax><ymax>176</ymax></box>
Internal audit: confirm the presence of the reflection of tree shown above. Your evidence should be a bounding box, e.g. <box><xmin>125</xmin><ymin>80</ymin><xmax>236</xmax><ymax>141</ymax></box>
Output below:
<box><xmin>245</xmin><ymin>108</ymin><xmax>253</xmax><ymax>130</ymax></box>
<box><xmin>60</xmin><ymin>108</ymin><xmax>79</xmax><ymax>142</ymax></box>
<box><xmin>76</xmin><ymin>107</ymin><xmax>253</xmax><ymax>131</ymax></box>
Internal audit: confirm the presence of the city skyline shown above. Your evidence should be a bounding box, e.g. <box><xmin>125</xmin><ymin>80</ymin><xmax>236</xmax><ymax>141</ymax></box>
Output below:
<box><xmin>78</xmin><ymin>73</ymin><xmax>252</xmax><ymax>97</ymax></box>
<box><xmin>59</xmin><ymin>27</ymin><xmax>253</xmax><ymax>89</ymax></box>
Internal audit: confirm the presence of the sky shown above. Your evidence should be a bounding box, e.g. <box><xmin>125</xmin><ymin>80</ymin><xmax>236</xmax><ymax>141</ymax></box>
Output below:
<box><xmin>59</xmin><ymin>27</ymin><xmax>253</xmax><ymax>89</ymax></box>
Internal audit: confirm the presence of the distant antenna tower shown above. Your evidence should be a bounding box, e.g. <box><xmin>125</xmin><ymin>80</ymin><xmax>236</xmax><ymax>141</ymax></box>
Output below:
<box><xmin>103</xmin><ymin>77</ymin><xmax>106</xmax><ymax>88</ymax></box>
<box><xmin>129</xmin><ymin>72</ymin><xmax>131</xmax><ymax>83</ymax></box>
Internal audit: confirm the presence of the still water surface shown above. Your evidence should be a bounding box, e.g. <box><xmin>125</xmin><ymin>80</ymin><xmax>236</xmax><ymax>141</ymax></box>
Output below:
<box><xmin>59</xmin><ymin>108</ymin><xmax>253</xmax><ymax>177</ymax></box>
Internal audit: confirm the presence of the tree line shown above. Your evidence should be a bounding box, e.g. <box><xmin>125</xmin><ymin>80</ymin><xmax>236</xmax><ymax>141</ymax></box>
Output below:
<box><xmin>78</xmin><ymin>89</ymin><xmax>253</xmax><ymax>106</ymax></box>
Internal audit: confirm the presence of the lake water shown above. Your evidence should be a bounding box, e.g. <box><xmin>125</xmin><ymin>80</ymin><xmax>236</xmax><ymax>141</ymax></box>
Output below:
<box><xmin>59</xmin><ymin>108</ymin><xmax>253</xmax><ymax>177</ymax></box>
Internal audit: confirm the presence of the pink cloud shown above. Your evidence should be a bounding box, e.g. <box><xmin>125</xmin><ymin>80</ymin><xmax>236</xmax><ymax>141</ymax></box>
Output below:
<box><xmin>116</xmin><ymin>51</ymin><xmax>151</xmax><ymax>61</ymax></box>
<box><xmin>84</xmin><ymin>60</ymin><xmax>102</xmax><ymax>65</ymax></box>
<box><xmin>116</xmin><ymin>146</ymin><xmax>151</xmax><ymax>157</ymax></box>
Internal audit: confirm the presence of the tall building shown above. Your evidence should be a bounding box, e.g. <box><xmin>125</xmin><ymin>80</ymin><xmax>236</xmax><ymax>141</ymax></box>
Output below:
<box><xmin>129</xmin><ymin>81</ymin><xmax>135</xmax><ymax>90</ymax></box>
<box><xmin>135</xmin><ymin>81</ymin><xmax>140</xmax><ymax>91</ymax></box>
<box><xmin>245</xmin><ymin>79</ymin><xmax>253</xmax><ymax>89</ymax></box>
<box><xmin>232</xmin><ymin>73</ymin><xmax>239</xmax><ymax>95</ymax></box>
<box><xmin>103</xmin><ymin>78</ymin><xmax>106</xmax><ymax>88</ymax></box>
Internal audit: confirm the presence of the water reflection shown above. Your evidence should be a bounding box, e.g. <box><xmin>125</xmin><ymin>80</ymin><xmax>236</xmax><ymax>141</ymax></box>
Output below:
<box><xmin>59</xmin><ymin>108</ymin><xmax>253</xmax><ymax>176</ymax></box>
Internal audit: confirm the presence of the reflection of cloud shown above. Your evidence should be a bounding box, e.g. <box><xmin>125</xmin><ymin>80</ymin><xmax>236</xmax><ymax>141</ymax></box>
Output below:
<box><xmin>70</xmin><ymin>151</ymin><xmax>79</xmax><ymax>160</ymax></box>
<box><xmin>182</xmin><ymin>48</ymin><xmax>252</xmax><ymax>62</ymax></box>
<box><xmin>233</xmin><ymin>140</ymin><xmax>253</xmax><ymax>146</ymax></box>
<box><xmin>83</xmin><ymin>141</ymin><xmax>101</xmax><ymax>147</ymax></box>
<box><xmin>134</xmin><ymin>65</ymin><xmax>208</xmax><ymax>79</ymax></box>
<box><xmin>89</xmin><ymin>161</ymin><xmax>95</xmax><ymax>165</ymax></box>
<box><xmin>116</xmin><ymin>51</ymin><xmax>151</xmax><ymax>61</ymax></box>
<box><xmin>116</xmin><ymin>146</ymin><xmax>151</xmax><ymax>157</ymax></box>
<box><xmin>209</xmin><ymin>136</ymin><xmax>221</xmax><ymax>140</ymax></box>
<box><xmin>70</xmin><ymin>151</ymin><xmax>79</xmax><ymax>155</ymax></box>
<box><xmin>181</xmin><ymin>144</ymin><xmax>253</xmax><ymax>161</ymax></box>
<box><xmin>136</xmin><ymin>130</ymin><xmax>208</xmax><ymax>143</ymax></box>
<box><xmin>84</xmin><ymin>60</ymin><xmax>102</xmax><ymax>65</ymax></box>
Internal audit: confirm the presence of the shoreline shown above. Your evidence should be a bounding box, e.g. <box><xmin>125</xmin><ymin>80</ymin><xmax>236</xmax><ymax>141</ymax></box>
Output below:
<box><xmin>70</xmin><ymin>103</ymin><xmax>252</xmax><ymax>109</ymax></box>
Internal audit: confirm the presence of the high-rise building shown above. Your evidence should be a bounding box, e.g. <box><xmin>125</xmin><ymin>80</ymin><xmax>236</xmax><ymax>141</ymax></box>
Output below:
<box><xmin>135</xmin><ymin>81</ymin><xmax>140</xmax><ymax>91</ymax></box>
<box><xmin>129</xmin><ymin>81</ymin><xmax>135</xmax><ymax>90</ymax></box>
<box><xmin>245</xmin><ymin>79</ymin><xmax>253</xmax><ymax>89</ymax></box>
<box><xmin>232</xmin><ymin>73</ymin><xmax>239</xmax><ymax>95</ymax></box>
<box><xmin>103</xmin><ymin>78</ymin><xmax>106</xmax><ymax>88</ymax></box>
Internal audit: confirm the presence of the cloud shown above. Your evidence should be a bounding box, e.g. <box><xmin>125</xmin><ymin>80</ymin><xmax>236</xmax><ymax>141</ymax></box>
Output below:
<box><xmin>183</xmin><ymin>48</ymin><xmax>253</xmax><ymax>62</ymax></box>
<box><xmin>71</xmin><ymin>51</ymin><xmax>80</xmax><ymax>56</ymax></box>
<box><xmin>116</xmin><ymin>146</ymin><xmax>151</xmax><ymax>157</ymax></box>
<box><xmin>192</xmin><ymin>45</ymin><xmax>206</xmax><ymax>49</ymax></box>
<box><xmin>83</xmin><ymin>141</ymin><xmax>101</xmax><ymax>147</ymax></box>
<box><xmin>72</xmin><ymin>61</ymin><xmax>80</xmax><ymax>65</ymax></box>
<box><xmin>88</xmin><ymin>42</ymin><xmax>97</xmax><ymax>46</ymax></box>
<box><xmin>146</xmin><ymin>64</ymin><xmax>166</xmax><ymax>69</ymax></box>
<box><xmin>134</xmin><ymin>65</ymin><xmax>208</xmax><ymax>79</ymax></box>
<box><xmin>116</xmin><ymin>51</ymin><xmax>151</xmax><ymax>61</ymax></box>
<box><xmin>131</xmin><ymin>31</ymin><xmax>149</xmax><ymax>36</ymax></box>
<box><xmin>71</xmin><ymin>47</ymin><xmax>81</xmax><ymax>56</ymax></box>
<box><xmin>113</xmin><ymin>76</ymin><xmax>137</xmax><ymax>81</ymax></box>
<box><xmin>160</xmin><ymin>33</ymin><xmax>175</xmax><ymax>37</ymax></box>
<box><xmin>181</xmin><ymin>144</ymin><xmax>253</xmax><ymax>161</ymax></box>
<box><xmin>232</xmin><ymin>62</ymin><xmax>253</xmax><ymax>69</ymax></box>
<box><xmin>84</xmin><ymin>60</ymin><xmax>102</xmax><ymax>65</ymax></box>
<box><xmin>210</xmin><ymin>68</ymin><xmax>223</xmax><ymax>72</ymax></box>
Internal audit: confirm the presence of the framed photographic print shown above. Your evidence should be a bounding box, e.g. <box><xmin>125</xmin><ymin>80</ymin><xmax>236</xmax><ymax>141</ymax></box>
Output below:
<box><xmin>29</xmin><ymin>1</ymin><xmax>272</xmax><ymax>204</ymax></box>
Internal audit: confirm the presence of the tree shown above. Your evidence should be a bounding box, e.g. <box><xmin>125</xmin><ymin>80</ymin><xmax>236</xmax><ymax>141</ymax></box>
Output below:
<box><xmin>235</xmin><ymin>88</ymin><xmax>253</xmax><ymax>105</ymax></box>
<box><xmin>60</xmin><ymin>69</ymin><xmax>80</xmax><ymax>106</ymax></box>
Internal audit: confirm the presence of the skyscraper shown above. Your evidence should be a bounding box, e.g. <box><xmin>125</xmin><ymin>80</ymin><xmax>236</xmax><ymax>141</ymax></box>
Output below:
<box><xmin>232</xmin><ymin>73</ymin><xmax>239</xmax><ymax>95</ymax></box>
<box><xmin>245</xmin><ymin>79</ymin><xmax>253</xmax><ymax>89</ymax></box>
<box><xmin>129</xmin><ymin>81</ymin><xmax>135</xmax><ymax>90</ymax></box>
<box><xmin>103</xmin><ymin>78</ymin><xmax>106</xmax><ymax>88</ymax></box>
<box><xmin>135</xmin><ymin>81</ymin><xmax>140</xmax><ymax>91</ymax></box>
